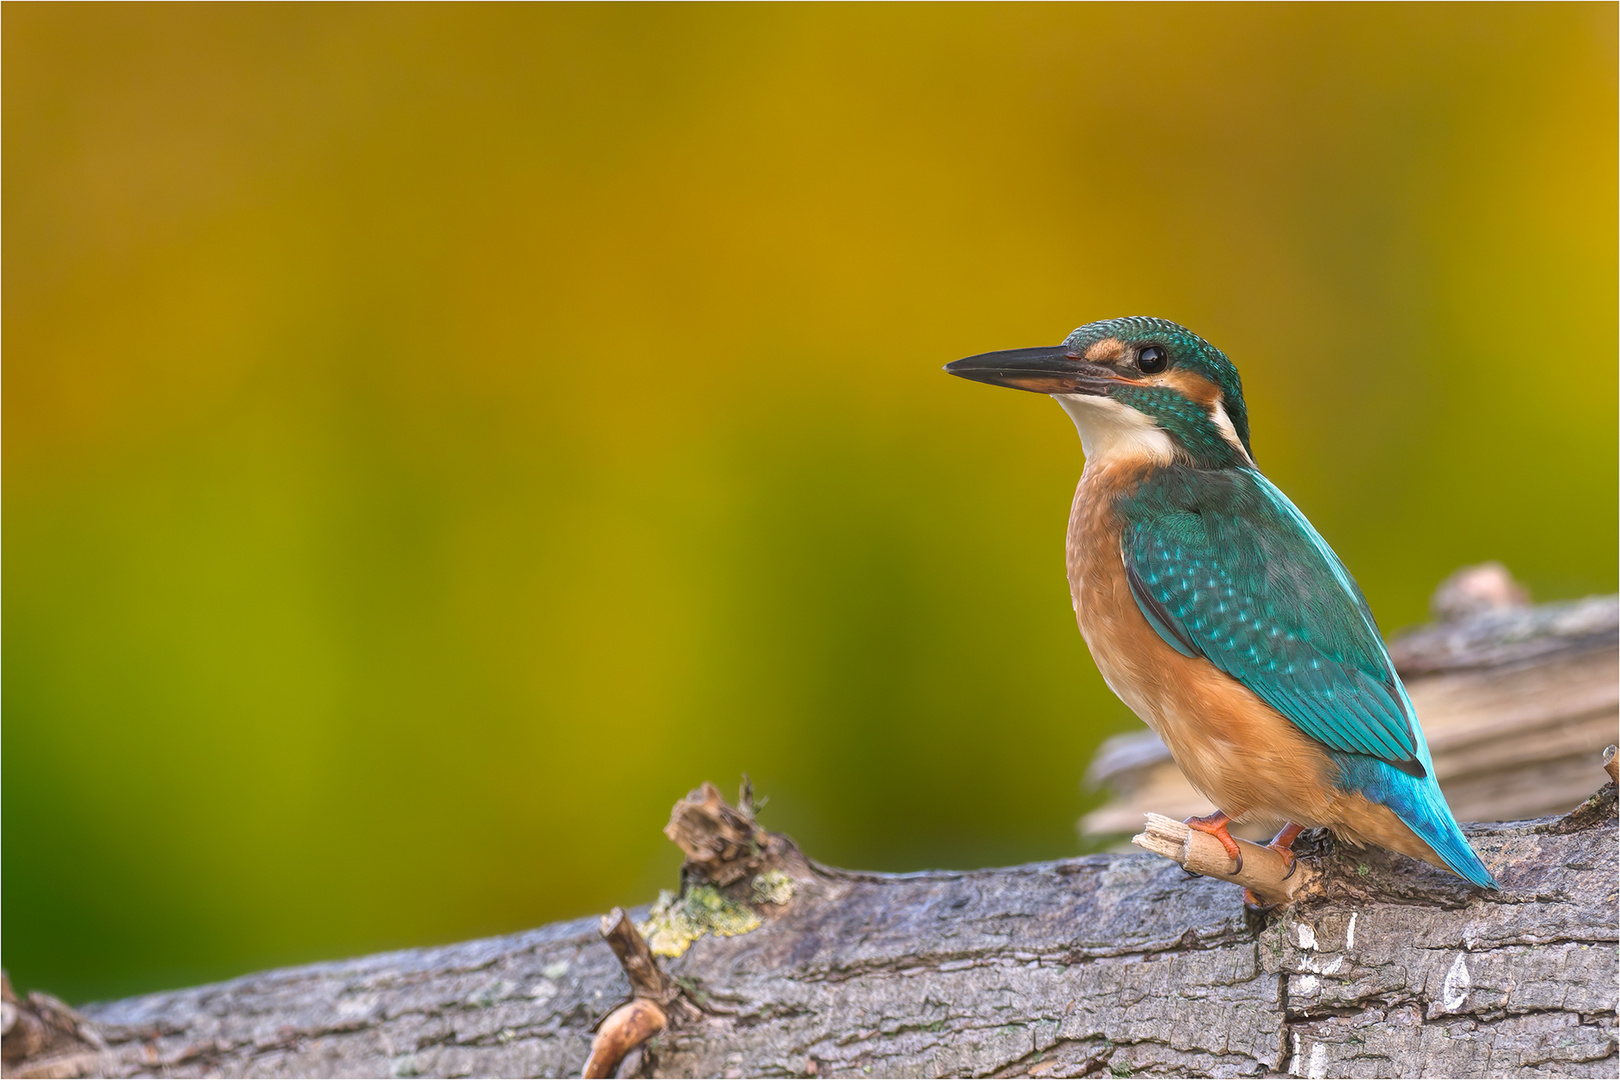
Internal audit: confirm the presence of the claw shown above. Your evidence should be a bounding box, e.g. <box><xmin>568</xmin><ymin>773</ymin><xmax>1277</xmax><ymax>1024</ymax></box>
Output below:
<box><xmin>1266</xmin><ymin>822</ymin><xmax>1305</xmax><ymax>881</ymax></box>
<box><xmin>1242</xmin><ymin>887</ymin><xmax>1279</xmax><ymax>911</ymax></box>
<box><xmin>1184</xmin><ymin>811</ymin><xmax>1244</xmax><ymax>873</ymax></box>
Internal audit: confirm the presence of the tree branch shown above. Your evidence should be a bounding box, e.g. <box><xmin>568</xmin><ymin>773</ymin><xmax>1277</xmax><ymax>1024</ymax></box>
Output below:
<box><xmin>5</xmin><ymin>586</ymin><xmax>1616</xmax><ymax>1079</ymax></box>
<box><xmin>35</xmin><ymin>780</ymin><xmax>1615</xmax><ymax>1079</ymax></box>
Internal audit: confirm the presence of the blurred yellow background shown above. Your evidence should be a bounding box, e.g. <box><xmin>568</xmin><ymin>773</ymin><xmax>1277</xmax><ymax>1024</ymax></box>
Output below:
<box><xmin>5</xmin><ymin>5</ymin><xmax>1615</xmax><ymax>1003</ymax></box>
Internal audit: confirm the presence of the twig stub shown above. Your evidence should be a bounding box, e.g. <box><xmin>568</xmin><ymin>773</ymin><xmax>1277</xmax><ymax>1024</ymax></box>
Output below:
<box><xmin>583</xmin><ymin>908</ymin><xmax>682</xmax><ymax>1079</ymax></box>
<box><xmin>598</xmin><ymin>908</ymin><xmax>678</xmax><ymax>1005</ymax></box>
<box><xmin>1132</xmin><ymin>814</ymin><xmax>1315</xmax><ymax>906</ymax></box>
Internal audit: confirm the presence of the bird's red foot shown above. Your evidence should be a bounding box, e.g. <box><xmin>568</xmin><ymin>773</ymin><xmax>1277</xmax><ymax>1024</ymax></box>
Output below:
<box><xmin>1184</xmin><ymin>811</ymin><xmax>1243</xmax><ymax>873</ymax></box>
<box><xmin>1266</xmin><ymin>821</ymin><xmax>1306</xmax><ymax>881</ymax></box>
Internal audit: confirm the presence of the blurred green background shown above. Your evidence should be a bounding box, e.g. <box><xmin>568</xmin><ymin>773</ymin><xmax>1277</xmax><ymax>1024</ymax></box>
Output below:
<box><xmin>5</xmin><ymin>4</ymin><xmax>1615</xmax><ymax>1004</ymax></box>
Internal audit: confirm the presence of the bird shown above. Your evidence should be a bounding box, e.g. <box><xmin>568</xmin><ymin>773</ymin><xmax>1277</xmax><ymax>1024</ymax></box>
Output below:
<box><xmin>944</xmin><ymin>316</ymin><xmax>1497</xmax><ymax>895</ymax></box>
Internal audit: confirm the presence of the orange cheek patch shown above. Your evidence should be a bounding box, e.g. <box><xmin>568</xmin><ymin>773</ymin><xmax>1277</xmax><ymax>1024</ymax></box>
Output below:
<box><xmin>1159</xmin><ymin>369</ymin><xmax>1224</xmax><ymax>408</ymax></box>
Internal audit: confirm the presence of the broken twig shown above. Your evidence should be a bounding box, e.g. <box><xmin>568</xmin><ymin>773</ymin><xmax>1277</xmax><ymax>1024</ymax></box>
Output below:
<box><xmin>1132</xmin><ymin>814</ymin><xmax>1314</xmax><ymax>906</ymax></box>
<box><xmin>598</xmin><ymin>908</ymin><xmax>678</xmax><ymax>1005</ymax></box>
<box><xmin>663</xmin><ymin>781</ymin><xmax>769</xmax><ymax>886</ymax></box>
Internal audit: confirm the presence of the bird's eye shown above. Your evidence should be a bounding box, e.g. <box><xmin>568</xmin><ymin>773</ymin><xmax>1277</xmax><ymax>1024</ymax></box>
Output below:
<box><xmin>1138</xmin><ymin>346</ymin><xmax>1168</xmax><ymax>374</ymax></box>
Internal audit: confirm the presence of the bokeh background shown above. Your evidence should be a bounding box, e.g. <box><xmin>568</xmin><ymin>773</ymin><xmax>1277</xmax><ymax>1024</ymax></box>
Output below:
<box><xmin>6</xmin><ymin>4</ymin><xmax>1615</xmax><ymax>1004</ymax></box>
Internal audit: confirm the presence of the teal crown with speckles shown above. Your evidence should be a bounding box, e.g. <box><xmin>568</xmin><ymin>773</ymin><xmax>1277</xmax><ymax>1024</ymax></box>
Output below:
<box><xmin>1062</xmin><ymin>317</ymin><xmax>1253</xmax><ymax>463</ymax></box>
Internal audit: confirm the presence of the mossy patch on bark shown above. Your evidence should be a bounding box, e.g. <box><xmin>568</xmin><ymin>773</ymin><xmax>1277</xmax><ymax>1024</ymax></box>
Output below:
<box><xmin>639</xmin><ymin>885</ymin><xmax>762</xmax><ymax>958</ymax></box>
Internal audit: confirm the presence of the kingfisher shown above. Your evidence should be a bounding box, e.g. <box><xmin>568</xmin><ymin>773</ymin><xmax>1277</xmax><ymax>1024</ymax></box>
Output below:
<box><xmin>945</xmin><ymin>316</ymin><xmax>1497</xmax><ymax>896</ymax></box>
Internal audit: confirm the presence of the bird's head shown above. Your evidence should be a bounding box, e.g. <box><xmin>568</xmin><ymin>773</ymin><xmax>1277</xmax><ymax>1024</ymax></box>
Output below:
<box><xmin>945</xmin><ymin>316</ymin><xmax>1253</xmax><ymax>470</ymax></box>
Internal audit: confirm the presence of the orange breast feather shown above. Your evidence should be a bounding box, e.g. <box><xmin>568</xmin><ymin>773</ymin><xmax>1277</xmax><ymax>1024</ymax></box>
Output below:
<box><xmin>1066</xmin><ymin>460</ymin><xmax>1347</xmax><ymax>832</ymax></box>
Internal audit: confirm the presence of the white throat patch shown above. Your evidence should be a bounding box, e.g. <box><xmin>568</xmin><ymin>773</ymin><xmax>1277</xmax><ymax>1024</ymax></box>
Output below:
<box><xmin>1211</xmin><ymin>400</ymin><xmax>1254</xmax><ymax>466</ymax></box>
<box><xmin>1055</xmin><ymin>394</ymin><xmax>1176</xmax><ymax>468</ymax></box>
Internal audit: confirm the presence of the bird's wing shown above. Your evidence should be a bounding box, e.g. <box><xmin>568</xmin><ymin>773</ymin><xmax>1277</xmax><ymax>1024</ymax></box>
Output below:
<box><xmin>1119</xmin><ymin>468</ymin><xmax>1423</xmax><ymax>776</ymax></box>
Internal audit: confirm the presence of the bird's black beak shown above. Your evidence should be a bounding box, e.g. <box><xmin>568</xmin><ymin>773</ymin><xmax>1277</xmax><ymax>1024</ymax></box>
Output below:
<box><xmin>943</xmin><ymin>346</ymin><xmax>1119</xmax><ymax>396</ymax></box>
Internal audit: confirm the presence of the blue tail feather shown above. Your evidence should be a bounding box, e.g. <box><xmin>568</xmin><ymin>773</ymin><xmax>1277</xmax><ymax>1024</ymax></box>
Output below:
<box><xmin>1334</xmin><ymin>753</ymin><xmax>1498</xmax><ymax>889</ymax></box>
